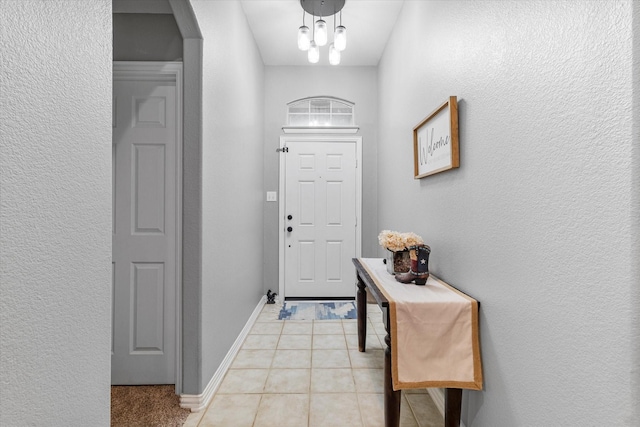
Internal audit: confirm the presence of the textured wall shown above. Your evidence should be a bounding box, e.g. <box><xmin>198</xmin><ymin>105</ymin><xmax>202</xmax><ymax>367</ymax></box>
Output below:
<box><xmin>262</xmin><ymin>66</ymin><xmax>379</xmax><ymax>294</ymax></box>
<box><xmin>378</xmin><ymin>1</ymin><xmax>636</xmax><ymax>425</ymax></box>
<box><xmin>0</xmin><ymin>1</ymin><xmax>112</xmax><ymax>425</ymax></box>
<box><xmin>631</xmin><ymin>2</ymin><xmax>640</xmax><ymax>422</ymax></box>
<box><xmin>190</xmin><ymin>0</ymin><xmax>265</xmax><ymax>393</ymax></box>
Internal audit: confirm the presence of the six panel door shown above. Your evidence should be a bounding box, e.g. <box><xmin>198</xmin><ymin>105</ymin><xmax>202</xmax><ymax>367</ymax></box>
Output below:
<box><xmin>112</xmin><ymin>75</ymin><xmax>177</xmax><ymax>385</ymax></box>
<box><xmin>284</xmin><ymin>141</ymin><xmax>357</xmax><ymax>298</ymax></box>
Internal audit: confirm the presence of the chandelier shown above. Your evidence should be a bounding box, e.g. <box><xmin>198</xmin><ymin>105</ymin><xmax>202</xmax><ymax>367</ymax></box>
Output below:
<box><xmin>297</xmin><ymin>0</ymin><xmax>347</xmax><ymax>65</ymax></box>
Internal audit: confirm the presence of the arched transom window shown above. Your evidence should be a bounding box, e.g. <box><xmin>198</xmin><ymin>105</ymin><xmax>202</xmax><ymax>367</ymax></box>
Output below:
<box><xmin>286</xmin><ymin>96</ymin><xmax>356</xmax><ymax>128</ymax></box>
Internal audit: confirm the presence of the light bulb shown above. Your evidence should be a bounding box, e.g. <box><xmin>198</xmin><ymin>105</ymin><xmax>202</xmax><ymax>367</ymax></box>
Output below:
<box><xmin>329</xmin><ymin>43</ymin><xmax>340</xmax><ymax>65</ymax></box>
<box><xmin>334</xmin><ymin>25</ymin><xmax>346</xmax><ymax>51</ymax></box>
<box><xmin>308</xmin><ymin>41</ymin><xmax>319</xmax><ymax>63</ymax></box>
<box><xmin>298</xmin><ymin>25</ymin><xmax>311</xmax><ymax>50</ymax></box>
<box><xmin>315</xmin><ymin>19</ymin><xmax>327</xmax><ymax>46</ymax></box>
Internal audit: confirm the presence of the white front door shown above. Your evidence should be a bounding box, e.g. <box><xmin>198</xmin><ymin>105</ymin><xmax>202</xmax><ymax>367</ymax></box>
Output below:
<box><xmin>112</xmin><ymin>65</ymin><xmax>179</xmax><ymax>384</ymax></box>
<box><xmin>283</xmin><ymin>139</ymin><xmax>359</xmax><ymax>298</ymax></box>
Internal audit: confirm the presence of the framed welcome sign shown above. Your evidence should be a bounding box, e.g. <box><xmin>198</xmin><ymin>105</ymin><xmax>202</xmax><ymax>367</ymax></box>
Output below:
<box><xmin>413</xmin><ymin>96</ymin><xmax>459</xmax><ymax>179</ymax></box>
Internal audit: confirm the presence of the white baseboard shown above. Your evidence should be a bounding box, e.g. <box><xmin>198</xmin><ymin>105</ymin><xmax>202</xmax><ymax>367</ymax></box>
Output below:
<box><xmin>427</xmin><ymin>388</ymin><xmax>466</xmax><ymax>427</ymax></box>
<box><xmin>428</xmin><ymin>388</ymin><xmax>445</xmax><ymax>417</ymax></box>
<box><xmin>179</xmin><ymin>295</ymin><xmax>266</xmax><ymax>412</ymax></box>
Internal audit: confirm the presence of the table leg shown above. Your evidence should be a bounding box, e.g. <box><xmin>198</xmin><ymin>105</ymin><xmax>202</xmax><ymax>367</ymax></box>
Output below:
<box><xmin>445</xmin><ymin>388</ymin><xmax>462</xmax><ymax>427</ymax></box>
<box><xmin>384</xmin><ymin>334</ymin><xmax>401</xmax><ymax>427</ymax></box>
<box><xmin>356</xmin><ymin>276</ymin><xmax>367</xmax><ymax>352</ymax></box>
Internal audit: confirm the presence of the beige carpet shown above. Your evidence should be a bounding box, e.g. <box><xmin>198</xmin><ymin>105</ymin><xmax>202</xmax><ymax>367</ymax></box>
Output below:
<box><xmin>111</xmin><ymin>385</ymin><xmax>190</xmax><ymax>427</ymax></box>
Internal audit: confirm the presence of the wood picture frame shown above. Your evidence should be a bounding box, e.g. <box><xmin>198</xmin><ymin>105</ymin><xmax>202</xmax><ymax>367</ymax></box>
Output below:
<box><xmin>413</xmin><ymin>96</ymin><xmax>459</xmax><ymax>179</ymax></box>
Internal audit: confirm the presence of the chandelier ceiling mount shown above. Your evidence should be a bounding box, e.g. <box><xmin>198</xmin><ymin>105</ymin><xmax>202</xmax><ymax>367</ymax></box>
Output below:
<box><xmin>297</xmin><ymin>0</ymin><xmax>347</xmax><ymax>65</ymax></box>
<box><xmin>300</xmin><ymin>0</ymin><xmax>345</xmax><ymax>17</ymax></box>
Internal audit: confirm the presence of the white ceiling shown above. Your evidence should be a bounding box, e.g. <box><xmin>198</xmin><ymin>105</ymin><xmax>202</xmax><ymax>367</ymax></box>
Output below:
<box><xmin>240</xmin><ymin>0</ymin><xmax>405</xmax><ymax>67</ymax></box>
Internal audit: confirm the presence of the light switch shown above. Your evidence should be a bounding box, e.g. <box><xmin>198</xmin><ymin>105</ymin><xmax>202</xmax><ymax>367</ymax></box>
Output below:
<box><xmin>266</xmin><ymin>191</ymin><xmax>277</xmax><ymax>202</ymax></box>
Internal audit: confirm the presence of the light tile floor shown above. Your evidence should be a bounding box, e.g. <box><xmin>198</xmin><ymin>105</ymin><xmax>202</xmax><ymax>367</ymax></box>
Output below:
<box><xmin>184</xmin><ymin>302</ymin><xmax>443</xmax><ymax>427</ymax></box>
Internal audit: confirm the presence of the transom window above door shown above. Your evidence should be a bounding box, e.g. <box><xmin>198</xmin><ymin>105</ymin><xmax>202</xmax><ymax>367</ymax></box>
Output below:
<box><xmin>283</xmin><ymin>96</ymin><xmax>359</xmax><ymax>133</ymax></box>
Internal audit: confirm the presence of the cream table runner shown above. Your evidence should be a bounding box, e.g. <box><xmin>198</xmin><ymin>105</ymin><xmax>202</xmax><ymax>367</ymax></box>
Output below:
<box><xmin>360</xmin><ymin>258</ymin><xmax>483</xmax><ymax>390</ymax></box>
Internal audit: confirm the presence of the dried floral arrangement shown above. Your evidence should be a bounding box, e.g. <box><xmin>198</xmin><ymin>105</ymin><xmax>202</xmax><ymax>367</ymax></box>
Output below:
<box><xmin>378</xmin><ymin>230</ymin><xmax>424</xmax><ymax>252</ymax></box>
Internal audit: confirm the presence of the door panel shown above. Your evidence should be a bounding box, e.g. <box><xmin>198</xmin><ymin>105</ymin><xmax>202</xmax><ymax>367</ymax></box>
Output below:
<box><xmin>131</xmin><ymin>262</ymin><xmax>165</xmax><ymax>353</ymax></box>
<box><xmin>285</xmin><ymin>141</ymin><xmax>356</xmax><ymax>298</ymax></box>
<box><xmin>326</xmin><ymin>241</ymin><xmax>343</xmax><ymax>281</ymax></box>
<box><xmin>132</xmin><ymin>144</ymin><xmax>166</xmax><ymax>234</ymax></box>
<box><xmin>112</xmin><ymin>76</ymin><xmax>176</xmax><ymax>385</ymax></box>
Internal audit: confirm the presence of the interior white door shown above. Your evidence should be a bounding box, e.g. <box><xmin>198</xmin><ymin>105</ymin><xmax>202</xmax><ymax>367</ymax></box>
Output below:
<box><xmin>284</xmin><ymin>141</ymin><xmax>357</xmax><ymax>298</ymax></box>
<box><xmin>112</xmin><ymin>74</ymin><xmax>176</xmax><ymax>384</ymax></box>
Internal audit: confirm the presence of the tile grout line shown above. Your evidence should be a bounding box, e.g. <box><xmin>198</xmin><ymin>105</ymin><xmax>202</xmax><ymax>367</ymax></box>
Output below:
<box><xmin>191</xmin><ymin>303</ymin><xmax>432</xmax><ymax>427</ymax></box>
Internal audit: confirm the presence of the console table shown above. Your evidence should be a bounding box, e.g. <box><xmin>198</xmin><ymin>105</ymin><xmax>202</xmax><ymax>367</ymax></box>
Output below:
<box><xmin>353</xmin><ymin>258</ymin><xmax>483</xmax><ymax>427</ymax></box>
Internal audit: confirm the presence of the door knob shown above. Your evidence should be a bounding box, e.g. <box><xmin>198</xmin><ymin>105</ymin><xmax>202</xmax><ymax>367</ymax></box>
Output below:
<box><xmin>287</xmin><ymin>215</ymin><xmax>293</xmax><ymax>220</ymax></box>
<box><xmin>287</xmin><ymin>226</ymin><xmax>293</xmax><ymax>232</ymax></box>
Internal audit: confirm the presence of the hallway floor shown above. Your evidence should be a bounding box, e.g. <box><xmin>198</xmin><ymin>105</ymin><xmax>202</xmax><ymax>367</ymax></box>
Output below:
<box><xmin>183</xmin><ymin>301</ymin><xmax>443</xmax><ymax>427</ymax></box>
